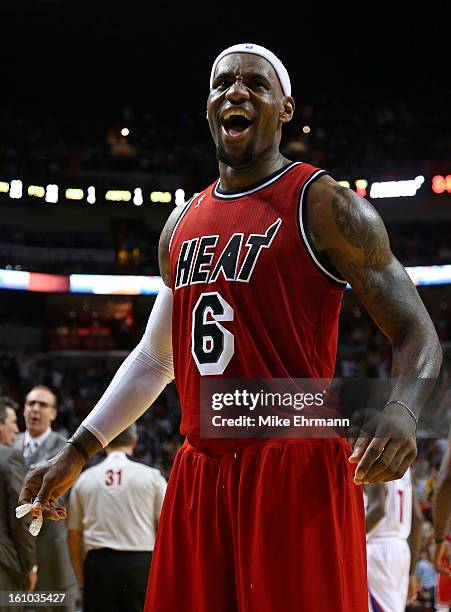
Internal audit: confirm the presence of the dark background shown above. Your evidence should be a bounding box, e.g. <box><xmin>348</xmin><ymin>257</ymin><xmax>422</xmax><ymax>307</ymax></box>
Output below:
<box><xmin>2</xmin><ymin>2</ymin><xmax>449</xmax><ymax>116</ymax></box>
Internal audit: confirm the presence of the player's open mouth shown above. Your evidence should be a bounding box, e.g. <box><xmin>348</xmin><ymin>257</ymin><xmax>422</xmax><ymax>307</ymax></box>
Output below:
<box><xmin>220</xmin><ymin>112</ymin><xmax>254</xmax><ymax>138</ymax></box>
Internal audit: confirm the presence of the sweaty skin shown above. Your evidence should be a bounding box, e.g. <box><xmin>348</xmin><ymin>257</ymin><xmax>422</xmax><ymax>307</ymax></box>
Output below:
<box><xmin>207</xmin><ymin>53</ymin><xmax>294</xmax><ymax>189</ymax></box>
<box><xmin>307</xmin><ymin>176</ymin><xmax>442</xmax><ymax>483</ymax></box>
<box><xmin>18</xmin><ymin>51</ymin><xmax>442</xmax><ymax>519</ymax></box>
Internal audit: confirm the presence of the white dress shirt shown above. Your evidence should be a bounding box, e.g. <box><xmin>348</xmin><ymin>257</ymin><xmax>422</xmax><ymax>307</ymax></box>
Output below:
<box><xmin>23</xmin><ymin>428</ymin><xmax>52</xmax><ymax>458</ymax></box>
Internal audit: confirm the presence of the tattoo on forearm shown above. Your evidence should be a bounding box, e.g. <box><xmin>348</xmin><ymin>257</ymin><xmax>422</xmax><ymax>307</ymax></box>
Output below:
<box><xmin>347</xmin><ymin>262</ymin><xmax>409</xmax><ymax>325</ymax></box>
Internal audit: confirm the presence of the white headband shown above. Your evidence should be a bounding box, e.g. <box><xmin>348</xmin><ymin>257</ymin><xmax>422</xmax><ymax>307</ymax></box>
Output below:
<box><xmin>210</xmin><ymin>43</ymin><xmax>291</xmax><ymax>96</ymax></box>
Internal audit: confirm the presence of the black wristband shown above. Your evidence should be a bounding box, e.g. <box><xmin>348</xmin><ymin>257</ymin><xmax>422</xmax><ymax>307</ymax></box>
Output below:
<box><xmin>67</xmin><ymin>438</ymin><xmax>89</xmax><ymax>462</ymax></box>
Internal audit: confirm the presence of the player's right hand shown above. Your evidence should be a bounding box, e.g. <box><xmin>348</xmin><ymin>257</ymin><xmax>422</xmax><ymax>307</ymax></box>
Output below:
<box><xmin>348</xmin><ymin>403</ymin><xmax>417</xmax><ymax>484</ymax></box>
<box><xmin>18</xmin><ymin>444</ymin><xmax>85</xmax><ymax>519</ymax></box>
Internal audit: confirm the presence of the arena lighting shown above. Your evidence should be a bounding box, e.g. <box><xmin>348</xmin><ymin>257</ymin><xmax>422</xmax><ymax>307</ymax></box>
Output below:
<box><xmin>9</xmin><ymin>180</ymin><xmax>23</xmax><ymax>199</ymax></box>
<box><xmin>150</xmin><ymin>191</ymin><xmax>172</xmax><ymax>203</ymax></box>
<box><xmin>1</xmin><ymin>265</ymin><xmax>451</xmax><ymax>295</ymax></box>
<box><xmin>28</xmin><ymin>185</ymin><xmax>45</xmax><ymax>198</ymax></box>
<box><xmin>87</xmin><ymin>186</ymin><xmax>96</xmax><ymax>204</ymax></box>
<box><xmin>0</xmin><ymin>175</ymin><xmax>442</xmax><ymax>206</ymax></box>
<box><xmin>65</xmin><ymin>188</ymin><xmax>84</xmax><ymax>200</ymax></box>
<box><xmin>0</xmin><ymin>269</ymin><xmax>29</xmax><ymax>291</ymax></box>
<box><xmin>355</xmin><ymin>179</ymin><xmax>368</xmax><ymax>197</ymax></box>
<box><xmin>121</xmin><ymin>128</ymin><xmax>130</xmax><ymax>137</ymax></box>
<box><xmin>0</xmin><ymin>181</ymin><xmax>175</xmax><ymax>204</ymax></box>
<box><xmin>175</xmin><ymin>188</ymin><xmax>185</xmax><ymax>206</ymax></box>
<box><xmin>105</xmin><ymin>190</ymin><xmax>132</xmax><ymax>202</ymax></box>
<box><xmin>45</xmin><ymin>184</ymin><xmax>59</xmax><ymax>203</ymax></box>
<box><xmin>133</xmin><ymin>188</ymin><xmax>143</xmax><ymax>206</ymax></box>
<box><xmin>0</xmin><ymin>270</ymin><xmax>68</xmax><ymax>292</ymax></box>
<box><xmin>432</xmin><ymin>174</ymin><xmax>451</xmax><ymax>194</ymax></box>
<box><xmin>69</xmin><ymin>274</ymin><xmax>163</xmax><ymax>295</ymax></box>
<box><xmin>405</xmin><ymin>265</ymin><xmax>451</xmax><ymax>287</ymax></box>
<box><xmin>369</xmin><ymin>176</ymin><xmax>425</xmax><ymax>198</ymax></box>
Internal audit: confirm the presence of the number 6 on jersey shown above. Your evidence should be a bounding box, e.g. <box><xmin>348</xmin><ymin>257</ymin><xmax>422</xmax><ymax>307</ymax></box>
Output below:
<box><xmin>191</xmin><ymin>292</ymin><xmax>234</xmax><ymax>375</ymax></box>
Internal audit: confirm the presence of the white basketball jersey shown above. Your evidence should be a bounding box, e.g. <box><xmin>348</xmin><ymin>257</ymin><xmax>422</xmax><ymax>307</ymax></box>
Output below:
<box><xmin>68</xmin><ymin>451</ymin><xmax>167</xmax><ymax>552</ymax></box>
<box><xmin>367</xmin><ymin>468</ymin><xmax>412</xmax><ymax>540</ymax></box>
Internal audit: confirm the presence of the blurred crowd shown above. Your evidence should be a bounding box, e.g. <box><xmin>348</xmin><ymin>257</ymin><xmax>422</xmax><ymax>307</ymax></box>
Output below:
<box><xmin>0</xmin><ymin>351</ymin><xmax>182</xmax><ymax>479</ymax></box>
<box><xmin>1</xmin><ymin>219</ymin><xmax>451</xmax><ymax>277</ymax></box>
<box><xmin>0</xmin><ymin>221</ymin><xmax>160</xmax><ymax>276</ymax></box>
<box><xmin>337</xmin><ymin>302</ymin><xmax>451</xmax><ymax>378</ymax></box>
<box><xmin>407</xmin><ymin>438</ymin><xmax>450</xmax><ymax>611</ymax></box>
<box><xmin>1</xmin><ymin>86</ymin><xmax>449</xmax><ymax>193</ymax></box>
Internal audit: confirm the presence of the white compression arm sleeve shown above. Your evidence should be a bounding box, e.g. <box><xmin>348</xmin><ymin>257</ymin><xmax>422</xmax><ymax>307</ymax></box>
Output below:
<box><xmin>82</xmin><ymin>284</ymin><xmax>174</xmax><ymax>447</ymax></box>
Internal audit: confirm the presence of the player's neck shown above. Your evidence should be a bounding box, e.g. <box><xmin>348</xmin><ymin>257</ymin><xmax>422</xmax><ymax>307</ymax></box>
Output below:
<box><xmin>218</xmin><ymin>151</ymin><xmax>291</xmax><ymax>192</ymax></box>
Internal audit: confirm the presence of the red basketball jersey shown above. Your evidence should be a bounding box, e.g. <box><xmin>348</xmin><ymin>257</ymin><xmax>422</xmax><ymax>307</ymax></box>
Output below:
<box><xmin>169</xmin><ymin>161</ymin><xmax>347</xmax><ymax>438</ymax></box>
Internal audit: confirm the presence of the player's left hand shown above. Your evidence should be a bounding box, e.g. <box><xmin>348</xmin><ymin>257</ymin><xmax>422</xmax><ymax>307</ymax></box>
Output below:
<box><xmin>348</xmin><ymin>403</ymin><xmax>417</xmax><ymax>484</ymax></box>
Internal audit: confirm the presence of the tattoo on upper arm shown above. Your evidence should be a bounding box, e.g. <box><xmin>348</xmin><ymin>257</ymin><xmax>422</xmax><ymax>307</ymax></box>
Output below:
<box><xmin>330</xmin><ymin>188</ymin><xmax>416</xmax><ymax>328</ymax></box>
<box><xmin>332</xmin><ymin>187</ymin><xmax>388</xmax><ymax>269</ymax></box>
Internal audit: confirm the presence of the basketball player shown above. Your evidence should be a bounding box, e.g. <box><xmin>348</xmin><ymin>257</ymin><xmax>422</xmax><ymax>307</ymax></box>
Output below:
<box><xmin>434</xmin><ymin>429</ymin><xmax>451</xmax><ymax>575</ymax></box>
<box><xmin>365</xmin><ymin>470</ymin><xmax>423</xmax><ymax>611</ymax></box>
<box><xmin>18</xmin><ymin>44</ymin><xmax>442</xmax><ymax>611</ymax></box>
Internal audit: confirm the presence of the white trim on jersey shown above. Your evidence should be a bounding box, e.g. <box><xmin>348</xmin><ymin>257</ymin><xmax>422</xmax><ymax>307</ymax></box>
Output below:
<box><xmin>213</xmin><ymin>161</ymin><xmax>302</xmax><ymax>199</ymax></box>
<box><xmin>168</xmin><ymin>194</ymin><xmax>196</xmax><ymax>253</ymax></box>
<box><xmin>298</xmin><ymin>170</ymin><xmax>348</xmax><ymax>285</ymax></box>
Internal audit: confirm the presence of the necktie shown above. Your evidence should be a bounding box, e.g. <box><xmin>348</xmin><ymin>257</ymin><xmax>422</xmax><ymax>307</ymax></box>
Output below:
<box><xmin>24</xmin><ymin>439</ymin><xmax>38</xmax><ymax>460</ymax></box>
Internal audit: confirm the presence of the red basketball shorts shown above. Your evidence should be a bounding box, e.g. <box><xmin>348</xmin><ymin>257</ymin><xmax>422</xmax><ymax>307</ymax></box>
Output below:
<box><xmin>145</xmin><ymin>437</ymin><xmax>368</xmax><ymax>612</ymax></box>
<box><xmin>436</xmin><ymin>562</ymin><xmax>451</xmax><ymax>607</ymax></box>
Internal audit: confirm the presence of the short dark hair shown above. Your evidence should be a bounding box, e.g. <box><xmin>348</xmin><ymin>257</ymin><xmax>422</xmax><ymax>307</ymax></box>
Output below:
<box><xmin>27</xmin><ymin>385</ymin><xmax>58</xmax><ymax>409</ymax></box>
<box><xmin>108</xmin><ymin>424</ymin><xmax>138</xmax><ymax>448</ymax></box>
<box><xmin>0</xmin><ymin>396</ymin><xmax>19</xmax><ymax>423</ymax></box>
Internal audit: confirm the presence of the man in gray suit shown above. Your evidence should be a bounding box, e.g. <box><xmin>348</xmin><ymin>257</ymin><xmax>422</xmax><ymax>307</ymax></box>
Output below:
<box><xmin>14</xmin><ymin>385</ymin><xmax>76</xmax><ymax>612</ymax></box>
<box><xmin>0</xmin><ymin>396</ymin><xmax>37</xmax><ymax>600</ymax></box>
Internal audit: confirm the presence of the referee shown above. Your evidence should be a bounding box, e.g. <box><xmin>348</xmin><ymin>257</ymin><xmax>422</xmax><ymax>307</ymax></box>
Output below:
<box><xmin>67</xmin><ymin>424</ymin><xmax>167</xmax><ymax>612</ymax></box>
